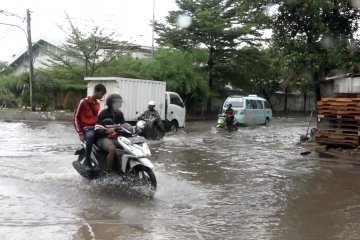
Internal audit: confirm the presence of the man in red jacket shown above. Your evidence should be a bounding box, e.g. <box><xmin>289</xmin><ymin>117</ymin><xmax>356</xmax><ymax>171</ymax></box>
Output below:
<box><xmin>73</xmin><ymin>84</ymin><xmax>107</xmax><ymax>170</ymax></box>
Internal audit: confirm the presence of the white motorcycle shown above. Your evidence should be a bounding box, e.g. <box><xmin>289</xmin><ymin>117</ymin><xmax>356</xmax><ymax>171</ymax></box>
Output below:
<box><xmin>73</xmin><ymin>124</ymin><xmax>157</xmax><ymax>191</ymax></box>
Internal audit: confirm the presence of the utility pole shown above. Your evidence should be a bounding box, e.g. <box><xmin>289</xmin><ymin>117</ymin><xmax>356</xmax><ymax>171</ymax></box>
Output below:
<box><xmin>151</xmin><ymin>0</ymin><xmax>155</xmax><ymax>58</ymax></box>
<box><xmin>26</xmin><ymin>9</ymin><xmax>35</xmax><ymax>111</ymax></box>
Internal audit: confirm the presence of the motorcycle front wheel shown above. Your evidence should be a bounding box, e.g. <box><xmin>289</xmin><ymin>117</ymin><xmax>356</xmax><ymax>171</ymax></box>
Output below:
<box><xmin>131</xmin><ymin>165</ymin><xmax>157</xmax><ymax>191</ymax></box>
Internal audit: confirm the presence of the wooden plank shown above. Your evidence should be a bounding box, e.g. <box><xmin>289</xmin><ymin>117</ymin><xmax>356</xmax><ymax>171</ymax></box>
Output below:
<box><xmin>317</xmin><ymin>112</ymin><xmax>360</xmax><ymax>116</ymax></box>
<box><xmin>317</xmin><ymin>106</ymin><xmax>360</xmax><ymax>111</ymax></box>
<box><xmin>318</xmin><ymin>117</ymin><xmax>360</xmax><ymax>123</ymax></box>
<box><xmin>317</xmin><ymin>140</ymin><xmax>359</xmax><ymax>148</ymax></box>
<box><xmin>325</xmin><ymin>135</ymin><xmax>358</xmax><ymax>140</ymax></box>
<box><xmin>318</xmin><ymin>114</ymin><xmax>360</xmax><ymax>119</ymax></box>
<box><xmin>321</xmin><ymin>98</ymin><xmax>360</xmax><ymax>102</ymax></box>
<box><xmin>318</xmin><ymin>102</ymin><xmax>360</xmax><ymax>107</ymax></box>
<box><xmin>318</xmin><ymin>123</ymin><xmax>360</xmax><ymax>130</ymax></box>
<box><xmin>320</xmin><ymin>103</ymin><xmax>360</xmax><ymax>107</ymax></box>
<box><xmin>337</xmin><ymin>111</ymin><xmax>360</xmax><ymax>115</ymax></box>
<box><xmin>317</xmin><ymin>148</ymin><xmax>360</xmax><ymax>161</ymax></box>
<box><xmin>319</xmin><ymin>129</ymin><xmax>360</xmax><ymax>136</ymax></box>
<box><xmin>316</xmin><ymin>137</ymin><xmax>359</xmax><ymax>144</ymax></box>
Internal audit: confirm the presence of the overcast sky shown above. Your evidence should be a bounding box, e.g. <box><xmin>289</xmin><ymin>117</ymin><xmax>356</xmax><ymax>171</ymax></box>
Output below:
<box><xmin>0</xmin><ymin>0</ymin><xmax>178</xmax><ymax>62</ymax></box>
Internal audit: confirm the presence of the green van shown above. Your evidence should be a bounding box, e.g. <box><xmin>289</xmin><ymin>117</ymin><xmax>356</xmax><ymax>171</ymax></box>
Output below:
<box><xmin>222</xmin><ymin>95</ymin><xmax>272</xmax><ymax>126</ymax></box>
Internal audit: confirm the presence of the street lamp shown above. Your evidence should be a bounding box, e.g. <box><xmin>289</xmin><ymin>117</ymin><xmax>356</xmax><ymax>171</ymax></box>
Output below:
<box><xmin>151</xmin><ymin>0</ymin><xmax>155</xmax><ymax>58</ymax></box>
<box><xmin>0</xmin><ymin>13</ymin><xmax>35</xmax><ymax>111</ymax></box>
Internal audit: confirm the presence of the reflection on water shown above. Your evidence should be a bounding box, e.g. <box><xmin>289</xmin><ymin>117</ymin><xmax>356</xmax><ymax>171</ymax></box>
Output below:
<box><xmin>0</xmin><ymin>119</ymin><xmax>360</xmax><ymax>239</ymax></box>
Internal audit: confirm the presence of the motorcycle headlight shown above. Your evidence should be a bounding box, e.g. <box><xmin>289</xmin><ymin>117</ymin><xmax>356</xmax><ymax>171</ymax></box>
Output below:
<box><xmin>136</xmin><ymin>120</ymin><xmax>146</xmax><ymax>132</ymax></box>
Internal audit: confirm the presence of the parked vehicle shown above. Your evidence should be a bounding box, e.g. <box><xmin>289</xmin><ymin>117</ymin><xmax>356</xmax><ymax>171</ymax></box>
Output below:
<box><xmin>222</xmin><ymin>95</ymin><xmax>272</xmax><ymax>126</ymax></box>
<box><xmin>84</xmin><ymin>77</ymin><xmax>186</xmax><ymax>132</ymax></box>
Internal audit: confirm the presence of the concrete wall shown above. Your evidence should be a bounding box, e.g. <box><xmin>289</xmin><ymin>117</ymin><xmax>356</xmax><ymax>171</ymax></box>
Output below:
<box><xmin>189</xmin><ymin>93</ymin><xmax>315</xmax><ymax>117</ymax></box>
<box><xmin>0</xmin><ymin>111</ymin><xmax>73</xmax><ymax>122</ymax></box>
<box><xmin>270</xmin><ymin>94</ymin><xmax>316</xmax><ymax>113</ymax></box>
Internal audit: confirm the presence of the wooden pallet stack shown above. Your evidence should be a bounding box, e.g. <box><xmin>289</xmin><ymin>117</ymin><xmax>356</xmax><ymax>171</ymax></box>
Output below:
<box><xmin>316</xmin><ymin>98</ymin><xmax>360</xmax><ymax>148</ymax></box>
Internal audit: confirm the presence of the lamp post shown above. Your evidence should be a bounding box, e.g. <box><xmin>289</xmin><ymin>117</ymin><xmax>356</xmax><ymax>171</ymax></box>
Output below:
<box><xmin>151</xmin><ymin>0</ymin><xmax>155</xmax><ymax>58</ymax></box>
<box><xmin>26</xmin><ymin>9</ymin><xmax>35</xmax><ymax>111</ymax></box>
<box><xmin>0</xmin><ymin>9</ymin><xmax>35</xmax><ymax>111</ymax></box>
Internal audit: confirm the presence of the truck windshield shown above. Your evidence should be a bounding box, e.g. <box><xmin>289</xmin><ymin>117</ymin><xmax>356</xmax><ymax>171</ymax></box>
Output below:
<box><xmin>225</xmin><ymin>99</ymin><xmax>243</xmax><ymax>108</ymax></box>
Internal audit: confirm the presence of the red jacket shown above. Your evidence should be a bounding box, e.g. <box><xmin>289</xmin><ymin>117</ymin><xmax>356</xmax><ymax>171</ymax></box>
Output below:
<box><xmin>73</xmin><ymin>96</ymin><xmax>100</xmax><ymax>135</ymax></box>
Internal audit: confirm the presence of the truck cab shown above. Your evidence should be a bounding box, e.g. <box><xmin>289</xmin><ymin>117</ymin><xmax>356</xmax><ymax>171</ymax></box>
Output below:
<box><xmin>165</xmin><ymin>92</ymin><xmax>186</xmax><ymax>131</ymax></box>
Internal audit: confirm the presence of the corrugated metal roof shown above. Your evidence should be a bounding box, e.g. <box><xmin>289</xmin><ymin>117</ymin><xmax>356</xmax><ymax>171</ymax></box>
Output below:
<box><xmin>325</xmin><ymin>73</ymin><xmax>360</xmax><ymax>82</ymax></box>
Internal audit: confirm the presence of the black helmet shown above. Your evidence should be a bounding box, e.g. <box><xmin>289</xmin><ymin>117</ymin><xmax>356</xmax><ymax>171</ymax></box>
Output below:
<box><xmin>106</xmin><ymin>94</ymin><xmax>123</xmax><ymax>108</ymax></box>
<box><xmin>228</xmin><ymin>103</ymin><xmax>232</xmax><ymax>108</ymax></box>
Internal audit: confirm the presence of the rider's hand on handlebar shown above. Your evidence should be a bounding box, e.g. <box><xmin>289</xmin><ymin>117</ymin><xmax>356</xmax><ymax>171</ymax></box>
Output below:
<box><xmin>106</xmin><ymin>128</ymin><xmax>116</xmax><ymax>134</ymax></box>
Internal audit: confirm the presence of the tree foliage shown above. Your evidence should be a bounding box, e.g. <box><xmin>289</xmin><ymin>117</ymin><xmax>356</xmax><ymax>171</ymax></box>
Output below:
<box><xmin>272</xmin><ymin>0</ymin><xmax>360</xmax><ymax>99</ymax></box>
<box><xmin>97</xmin><ymin>49</ymin><xmax>209</xmax><ymax>109</ymax></box>
<box><xmin>144</xmin><ymin>49</ymin><xmax>209</xmax><ymax>108</ymax></box>
<box><xmin>46</xmin><ymin>15</ymin><xmax>133</xmax><ymax>80</ymax></box>
<box><xmin>156</xmin><ymin>0</ymin><xmax>271</xmax><ymax>88</ymax></box>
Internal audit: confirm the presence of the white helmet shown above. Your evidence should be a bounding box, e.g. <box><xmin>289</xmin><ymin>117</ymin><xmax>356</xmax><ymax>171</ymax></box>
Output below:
<box><xmin>148</xmin><ymin>100</ymin><xmax>156</xmax><ymax>106</ymax></box>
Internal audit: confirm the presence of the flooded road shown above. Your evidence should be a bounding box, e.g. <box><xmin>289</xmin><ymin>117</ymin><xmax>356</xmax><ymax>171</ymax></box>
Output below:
<box><xmin>1</xmin><ymin>118</ymin><xmax>360</xmax><ymax>240</ymax></box>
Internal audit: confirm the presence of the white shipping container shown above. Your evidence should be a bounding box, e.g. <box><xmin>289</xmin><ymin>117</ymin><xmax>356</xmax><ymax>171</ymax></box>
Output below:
<box><xmin>85</xmin><ymin>77</ymin><xmax>166</xmax><ymax>121</ymax></box>
<box><xmin>334</xmin><ymin>76</ymin><xmax>360</xmax><ymax>93</ymax></box>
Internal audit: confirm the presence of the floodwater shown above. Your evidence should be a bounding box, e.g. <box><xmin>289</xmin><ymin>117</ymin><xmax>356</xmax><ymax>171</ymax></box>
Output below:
<box><xmin>0</xmin><ymin>118</ymin><xmax>360</xmax><ymax>240</ymax></box>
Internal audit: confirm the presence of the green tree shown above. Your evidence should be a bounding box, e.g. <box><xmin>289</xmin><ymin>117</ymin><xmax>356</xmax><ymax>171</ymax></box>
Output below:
<box><xmin>144</xmin><ymin>49</ymin><xmax>209</xmax><ymax>110</ymax></box>
<box><xmin>272</xmin><ymin>0</ymin><xmax>360</xmax><ymax>101</ymax></box>
<box><xmin>96</xmin><ymin>48</ymin><xmax>209</xmax><ymax>110</ymax></box>
<box><xmin>0</xmin><ymin>73</ymin><xmax>28</xmax><ymax>109</ymax></box>
<box><xmin>0</xmin><ymin>87</ymin><xmax>16</xmax><ymax>109</ymax></box>
<box><xmin>156</xmin><ymin>0</ymin><xmax>270</xmax><ymax>89</ymax></box>
<box><xmin>0</xmin><ymin>62</ymin><xmax>13</xmax><ymax>76</ymax></box>
<box><xmin>46</xmin><ymin>15</ymin><xmax>133</xmax><ymax>81</ymax></box>
<box><xmin>95</xmin><ymin>55</ymin><xmax>145</xmax><ymax>79</ymax></box>
<box><xmin>231</xmin><ymin>47</ymin><xmax>281</xmax><ymax>108</ymax></box>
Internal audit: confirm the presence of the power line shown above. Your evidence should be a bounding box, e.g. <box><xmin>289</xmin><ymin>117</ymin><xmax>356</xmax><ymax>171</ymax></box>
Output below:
<box><xmin>0</xmin><ymin>26</ymin><xmax>13</xmax><ymax>41</ymax></box>
<box><xmin>0</xmin><ymin>22</ymin><xmax>27</xmax><ymax>37</ymax></box>
<box><xmin>0</xmin><ymin>9</ymin><xmax>25</xmax><ymax>21</ymax></box>
<box><xmin>31</xmin><ymin>10</ymin><xmax>120</xmax><ymax>23</ymax></box>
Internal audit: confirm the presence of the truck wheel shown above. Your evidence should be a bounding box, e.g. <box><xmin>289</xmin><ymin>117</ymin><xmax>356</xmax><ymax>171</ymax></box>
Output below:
<box><xmin>170</xmin><ymin>120</ymin><xmax>179</xmax><ymax>132</ymax></box>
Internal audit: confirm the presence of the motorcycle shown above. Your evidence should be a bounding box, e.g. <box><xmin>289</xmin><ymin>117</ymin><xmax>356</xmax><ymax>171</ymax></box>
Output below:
<box><xmin>216</xmin><ymin>113</ymin><xmax>238</xmax><ymax>132</ymax></box>
<box><xmin>136</xmin><ymin>116</ymin><xmax>165</xmax><ymax>140</ymax></box>
<box><xmin>72</xmin><ymin>125</ymin><xmax>157</xmax><ymax>191</ymax></box>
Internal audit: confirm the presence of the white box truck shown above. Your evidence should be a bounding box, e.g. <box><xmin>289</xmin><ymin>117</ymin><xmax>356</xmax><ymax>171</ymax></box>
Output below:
<box><xmin>85</xmin><ymin>77</ymin><xmax>186</xmax><ymax>130</ymax></box>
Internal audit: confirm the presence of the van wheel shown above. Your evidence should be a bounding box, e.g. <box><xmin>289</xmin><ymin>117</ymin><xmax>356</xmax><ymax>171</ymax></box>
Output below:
<box><xmin>265</xmin><ymin>118</ymin><xmax>270</xmax><ymax>127</ymax></box>
<box><xmin>170</xmin><ymin>120</ymin><xmax>179</xmax><ymax>132</ymax></box>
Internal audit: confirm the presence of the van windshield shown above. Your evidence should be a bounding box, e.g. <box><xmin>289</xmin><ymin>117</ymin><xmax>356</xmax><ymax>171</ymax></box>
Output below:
<box><xmin>224</xmin><ymin>99</ymin><xmax>243</xmax><ymax>108</ymax></box>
